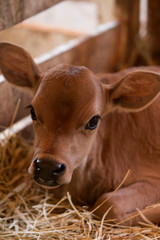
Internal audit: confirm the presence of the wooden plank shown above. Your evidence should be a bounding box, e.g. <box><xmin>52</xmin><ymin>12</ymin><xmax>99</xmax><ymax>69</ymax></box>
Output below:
<box><xmin>0</xmin><ymin>81</ymin><xmax>32</xmax><ymax>131</ymax></box>
<box><xmin>38</xmin><ymin>22</ymin><xmax>120</xmax><ymax>73</ymax></box>
<box><xmin>0</xmin><ymin>22</ymin><xmax>120</xmax><ymax>133</ymax></box>
<box><xmin>0</xmin><ymin>0</ymin><xmax>64</xmax><ymax>31</ymax></box>
<box><xmin>115</xmin><ymin>0</ymin><xmax>140</xmax><ymax>67</ymax></box>
<box><xmin>0</xmin><ymin>116</ymin><xmax>32</xmax><ymax>142</ymax></box>
<box><xmin>146</xmin><ymin>0</ymin><xmax>160</xmax><ymax>64</ymax></box>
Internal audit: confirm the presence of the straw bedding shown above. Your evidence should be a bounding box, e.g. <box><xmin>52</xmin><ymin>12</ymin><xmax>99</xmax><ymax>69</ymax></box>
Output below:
<box><xmin>0</xmin><ymin>136</ymin><xmax>160</xmax><ymax>240</ymax></box>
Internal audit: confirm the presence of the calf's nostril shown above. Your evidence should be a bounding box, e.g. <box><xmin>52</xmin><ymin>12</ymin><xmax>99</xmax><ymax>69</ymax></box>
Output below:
<box><xmin>52</xmin><ymin>163</ymin><xmax>66</xmax><ymax>175</ymax></box>
<box><xmin>34</xmin><ymin>159</ymin><xmax>41</xmax><ymax>171</ymax></box>
<box><xmin>34</xmin><ymin>158</ymin><xmax>40</xmax><ymax>165</ymax></box>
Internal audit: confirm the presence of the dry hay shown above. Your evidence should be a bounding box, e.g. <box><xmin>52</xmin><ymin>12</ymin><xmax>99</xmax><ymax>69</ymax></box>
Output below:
<box><xmin>0</xmin><ymin>136</ymin><xmax>160</xmax><ymax>240</ymax></box>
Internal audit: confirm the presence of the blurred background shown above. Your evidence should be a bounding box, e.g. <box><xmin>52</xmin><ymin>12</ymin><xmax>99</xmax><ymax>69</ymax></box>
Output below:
<box><xmin>0</xmin><ymin>0</ymin><xmax>117</xmax><ymax>57</ymax></box>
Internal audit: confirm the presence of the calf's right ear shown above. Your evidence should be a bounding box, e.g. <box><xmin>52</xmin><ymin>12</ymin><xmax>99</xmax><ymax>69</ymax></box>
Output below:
<box><xmin>0</xmin><ymin>42</ymin><xmax>41</xmax><ymax>89</ymax></box>
<box><xmin>102</xmin><ymin>71</ymin><xmax>160</xmax><ymax>112</ymax></box>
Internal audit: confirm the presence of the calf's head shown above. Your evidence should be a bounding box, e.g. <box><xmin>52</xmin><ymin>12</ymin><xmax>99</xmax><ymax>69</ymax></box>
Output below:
<box><xmin>1</xmin><ymin>42</ymin><xmax>160</xmax><ymax>188</ymax></box>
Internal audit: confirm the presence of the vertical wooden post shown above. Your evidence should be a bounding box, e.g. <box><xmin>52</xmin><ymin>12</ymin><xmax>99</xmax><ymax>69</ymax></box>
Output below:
<box><xmin>115</xmin><ymin>0</ymin><xmax>140</xmax><ymax>67</ymax></box>
<box><xmin>147</xmin><ymin>0</ymin><xmax>160</xmax><ymax>64</ymax></box>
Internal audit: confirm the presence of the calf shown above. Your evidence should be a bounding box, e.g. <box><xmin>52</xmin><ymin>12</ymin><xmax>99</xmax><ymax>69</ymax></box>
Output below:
<box><xmin>0</xmin><ymin>42</ymin><xmax>160</xmax><ymax>225</ymax></box>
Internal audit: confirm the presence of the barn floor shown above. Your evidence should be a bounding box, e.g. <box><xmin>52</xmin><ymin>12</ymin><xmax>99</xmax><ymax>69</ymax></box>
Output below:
<box><xmin>0</xmin><ymin>136</ymin><xmax>160</xmax><ymax>240</ymax></box>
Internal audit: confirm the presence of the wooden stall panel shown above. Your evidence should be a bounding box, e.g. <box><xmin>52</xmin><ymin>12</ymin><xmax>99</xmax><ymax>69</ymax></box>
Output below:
<box><xmin>115</xmin><ymin>0</ymin><xmax>140</xmax><ymax>67</ymax></box>
<box><xmin>39</xmin><ymin>22</ymin><xmax>120</xmax><ymax>73</ymax></box>
<box><xmin>146</xmin><ymin>0</ymin><xmax>160</xmax><ymax>64</ymax></box>
<box><xmin>0</xmin><ymin>0</ymin><xmax>64</xmax><ymax>31</ymax></box>
<box><xmin>0</xmin><ymin>81</ymin><xmax>32</xmax><ymax>131</ymax></box>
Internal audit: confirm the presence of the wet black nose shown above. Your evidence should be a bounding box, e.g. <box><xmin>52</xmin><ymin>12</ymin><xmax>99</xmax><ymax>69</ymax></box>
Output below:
<box><xmin>33</xmin><ymin>158</ymin><xmax>66</xmax><ymax>187</ymax></box>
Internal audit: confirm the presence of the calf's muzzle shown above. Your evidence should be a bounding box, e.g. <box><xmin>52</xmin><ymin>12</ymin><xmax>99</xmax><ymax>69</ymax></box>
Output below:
<box><xmin>33</xmin><ymin>158</ymin><xmax>66</xmax><ymax>187</ymax></box>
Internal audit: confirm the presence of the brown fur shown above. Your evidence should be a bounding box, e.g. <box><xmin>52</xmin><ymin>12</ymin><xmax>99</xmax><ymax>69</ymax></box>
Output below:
<box><xmin>1</xmin><ymin>42</ymin><xmax>160</xmax><ymax>226</ymax></box>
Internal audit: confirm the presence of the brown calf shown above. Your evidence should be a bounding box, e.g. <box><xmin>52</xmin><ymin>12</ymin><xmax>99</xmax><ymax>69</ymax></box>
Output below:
<box><xmin>0</xmin><ymin>42</ymin><xmax>160</xmax><ymax>225</ymax></box>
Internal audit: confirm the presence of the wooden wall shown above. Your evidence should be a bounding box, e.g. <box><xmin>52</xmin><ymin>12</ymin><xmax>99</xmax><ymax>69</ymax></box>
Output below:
<box><xmin>0</xmin><ymin>0</ymin><xmax>64</xmax><ymax>31</ymax></box>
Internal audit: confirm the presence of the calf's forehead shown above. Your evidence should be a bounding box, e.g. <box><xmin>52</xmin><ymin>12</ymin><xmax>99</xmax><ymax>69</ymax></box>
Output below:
<box><xmin>32</xmin><ymin>65</ymin><xmax>103</xmax><ymax>128</ymax></box>
<box><xmin>34</xmin><ymin>65</ymin><xmax>101</xmax><ymax>107</ymax></box>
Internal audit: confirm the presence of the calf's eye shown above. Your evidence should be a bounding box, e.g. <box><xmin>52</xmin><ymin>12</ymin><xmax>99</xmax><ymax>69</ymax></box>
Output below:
<box><xmin>29</xmin><ymin>106</ymin><xmax>37</xmax><ymax>121</ymax></box>
<box><xmin>85</xmin><ymin>115</ymin><xmax>100</xmax><ymax>130</ymax></box>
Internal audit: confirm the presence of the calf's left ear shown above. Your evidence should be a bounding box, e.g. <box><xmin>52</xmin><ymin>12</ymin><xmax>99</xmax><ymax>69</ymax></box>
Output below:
<box><xmin>104</xmin><ymin>71</ymin><xmax>160</xmax><ymax>112</ymax></box>
<box><xmin>0</xmin><ymin>42</ymin><xmax>41</xmax><ymax>89</ymax></box>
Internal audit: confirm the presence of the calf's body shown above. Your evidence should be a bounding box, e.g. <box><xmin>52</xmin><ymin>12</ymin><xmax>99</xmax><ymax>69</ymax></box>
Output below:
<box><xmin>0</xmin><ymin>43</ymin><xmax>160</xmax><ymax>225</ymax></box>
